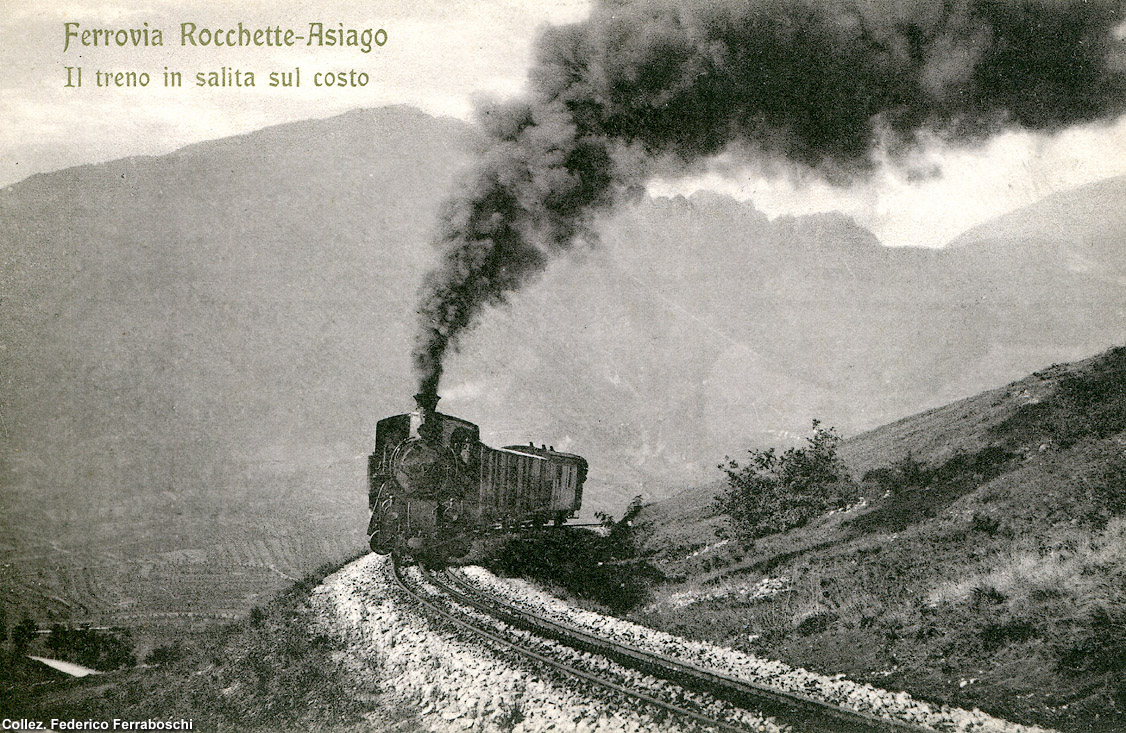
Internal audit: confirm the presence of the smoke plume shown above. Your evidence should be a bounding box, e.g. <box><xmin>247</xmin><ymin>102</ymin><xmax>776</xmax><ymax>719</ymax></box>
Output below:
<box><xmin>414</xmin><ymin>0</ymin><xmax>1126</xmax><ymax>398</ymax></box>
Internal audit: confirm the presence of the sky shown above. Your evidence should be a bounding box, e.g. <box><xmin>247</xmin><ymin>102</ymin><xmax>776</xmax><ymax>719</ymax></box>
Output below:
<box><xmin>2</xmin><ymin>0</ymin><xmax>1125</xmax><ymax>248</ymax></box>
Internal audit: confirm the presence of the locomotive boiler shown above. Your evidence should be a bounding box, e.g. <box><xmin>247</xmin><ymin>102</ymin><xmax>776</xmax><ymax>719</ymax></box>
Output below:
<box><xmin>367</xmin><ymin>394</ymin><xmax>586</xmax><ymax>558</ymax></box>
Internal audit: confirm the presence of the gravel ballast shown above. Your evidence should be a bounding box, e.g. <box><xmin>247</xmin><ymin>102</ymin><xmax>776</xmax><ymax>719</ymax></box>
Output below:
<box><xmin>310</xmin><ymin>553</ymin><xmax>787</xmax><ymax>732</ymax></box>
<box><xmin>457</xmin><ymin>566</ymin><xmax>1057</xmax><ymax>733</ymax></box>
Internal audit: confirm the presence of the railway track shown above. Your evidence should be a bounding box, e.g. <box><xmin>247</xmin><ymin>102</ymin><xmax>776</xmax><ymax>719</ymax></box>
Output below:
<box><xmin>391</xmin><ymin>558</ymin><xmax>932</xmax><ymax>733</ymax></box>
<box><xmin>392</xmin><ymin>558</ymin><xmax>757</xmax><ymax>732</ymax></box>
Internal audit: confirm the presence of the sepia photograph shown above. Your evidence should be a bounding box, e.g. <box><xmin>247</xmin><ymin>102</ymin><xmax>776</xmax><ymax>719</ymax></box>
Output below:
<box><xmin>2</xmin><ymin>1</ymin><xmax>1125</xmax><ymax>731</ymax></box>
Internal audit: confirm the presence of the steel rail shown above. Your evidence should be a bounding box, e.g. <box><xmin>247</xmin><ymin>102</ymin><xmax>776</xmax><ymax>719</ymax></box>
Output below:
<box><xmin>437</xmin><ymin>568</ymin><xmax>933</xmax><ymax>733</ymax></box>
<box><xmin>390</xmin><ymin>557</ymin><xmax>754</xmax><ymax>733</ymax></box>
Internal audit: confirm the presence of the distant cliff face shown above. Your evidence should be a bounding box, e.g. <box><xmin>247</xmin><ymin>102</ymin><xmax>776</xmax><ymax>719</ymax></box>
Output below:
<box><xmin>440</xmin><ymin>176</ymin><xmax>1126</xmax><ymax>503</ymax></box>
<box><xmin>1</xmin><ymin>106</ymin><xmax>1124</xmax><ymax>624</ymax></box>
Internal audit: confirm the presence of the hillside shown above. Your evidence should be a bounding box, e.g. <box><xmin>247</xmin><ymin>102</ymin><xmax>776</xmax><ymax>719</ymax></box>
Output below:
<box><xmin>634</xmin><ymin>345</ymin><xmax>1126</xmax><ymax>731</ymax></box>
<box><xmin>3</xmin><ymin>105</ymin><xmax>1125</xmax><ymax>637</ymax></box>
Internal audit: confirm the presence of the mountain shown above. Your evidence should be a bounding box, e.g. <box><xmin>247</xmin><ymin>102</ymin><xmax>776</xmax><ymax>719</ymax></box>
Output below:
<box><xmin>440</xmin><ymin>176</ymin><xmax>1126</xmax><ymax>497</ymax></box>
<box><xmin>2</xmin><ymin>106</ymin><xmax>1124</xmax><ymax>632</ymax></box>
<box><xmin>948</xmin><ymin>175</ymin><xmax>1126</xmax><ymax>287</ymax></box>
<box><xmin>0</xmin><ymin>106</ymin><xmax>482</xmax><ymax>635</ymax></box>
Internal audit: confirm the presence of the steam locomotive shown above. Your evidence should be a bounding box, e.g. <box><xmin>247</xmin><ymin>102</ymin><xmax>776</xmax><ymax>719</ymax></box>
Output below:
<box><xmin>366</xmin><ymin>393</ymin><xmax>586</xmax><ymax>559</ymax></box>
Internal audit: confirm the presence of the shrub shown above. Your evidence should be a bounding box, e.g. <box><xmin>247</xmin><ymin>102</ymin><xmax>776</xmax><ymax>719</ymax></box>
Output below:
<box><xmin>11</xmin><ymin>616</ymin><xmax>38</xmax><ymax>656</ymax></box>
<box><xmin>1058</xmin><ymin>604</ymin><xmax>1126</xmax><ymax>675</ymax></box>
<box><xmin>144</xmin><ymin>641</ymin><xmax>185</xmax><ymax>667</ymax></box>
<box><xmin>484</xmin><ymin>496</ymin><xmax>662</xmax><ymax>613</ymax></box>
<box><xmin>45</xmin><ymin>624</ymin><xmax>136</xmax><ymax>670</ymax></box>
<box><xmin>972</xmin><ymin>513</ymin><xmax>1002</xmax><ymax>535</ymax></box>
<box><xmin>980</xmin><ymin>619</ymin><xmax>1038</xmax><ymax>651</ymax></box>
<box><xmin>1089</xmin><ymin>456</ymin><xmax>1126</xmax><ymax>522</ymax></box>
<box><xmin>716</xmin><ymin>420</ymin><xmax>858</xmax><ymax>542</ymax></box>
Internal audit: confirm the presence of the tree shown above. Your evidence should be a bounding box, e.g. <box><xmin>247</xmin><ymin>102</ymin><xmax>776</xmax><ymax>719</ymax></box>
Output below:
<box><xmin>11</xmin><ymin>615</ymin><xmax>37</xmax><ymax>656</ymax></box>
<box><xmin>716</xmin><ymin>420</ymin><xmax>857</xmax><ymax>542</ymax></box>
<box><xmin>44</xmin><ymin>624</ymin><xmax>136</xmax><ymax>670</ymax></box>
<box><xmin>596</xmin><ymin>494</ymin><xmax>644</xmax><ymax>558</ymax></box>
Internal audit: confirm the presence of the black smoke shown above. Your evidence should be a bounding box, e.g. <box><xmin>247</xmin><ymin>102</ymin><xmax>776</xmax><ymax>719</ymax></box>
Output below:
<box><xmin>414</xmin><ymin>0</ymin><xmax>1126</xmax><ymax>398</ymax></box>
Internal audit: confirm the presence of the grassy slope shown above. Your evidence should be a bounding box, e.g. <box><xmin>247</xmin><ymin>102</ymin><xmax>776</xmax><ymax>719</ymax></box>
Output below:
<box><xmin>7</xmin><ymin>348</ymin><xmax>1121</xmax><ymax>730</ymax></box>
<box><xmin>634</xmin><ymin>346</ymin><xmax>1126</xmax><ymax>732</ymax></box>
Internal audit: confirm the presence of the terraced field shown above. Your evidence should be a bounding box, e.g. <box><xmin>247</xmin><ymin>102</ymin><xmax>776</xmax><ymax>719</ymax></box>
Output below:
<box><xmin>0</xmin><ymin>481</ymin><xmax>365</xmax><ymax>645</ymax></box>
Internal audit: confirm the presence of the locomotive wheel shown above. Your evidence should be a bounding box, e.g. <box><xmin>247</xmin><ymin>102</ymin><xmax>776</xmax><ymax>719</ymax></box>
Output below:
<box><xmin>368</xmin><ymin>517</ymin><xmax>396</xmax><ymax>554</ymax></box>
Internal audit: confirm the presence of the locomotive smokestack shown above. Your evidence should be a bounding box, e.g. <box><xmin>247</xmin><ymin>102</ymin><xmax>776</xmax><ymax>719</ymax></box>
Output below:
<box><xmin>414</xmin><ymin>392</ymin><xmax>440</xmax><ymax>415</ymax></box>
<box><xmin>410</xmin><ymin>392</ymin><xmax>440</xmax><ymax>440</ymax></box>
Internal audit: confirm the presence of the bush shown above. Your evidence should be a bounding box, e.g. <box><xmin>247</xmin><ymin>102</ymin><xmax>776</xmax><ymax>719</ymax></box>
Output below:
<box><xmin>1058</xmin><ymin>604</ymin><xmax>1126</xmax><ymax>675</ymax></box>
<box><xmin>972</xmin><ymin>513</ymin><xmax>1002</xmax><ymax>535</ymax></box>
<box><xmin>484</xmin><ymin>496</ymin><xmax>662</xmax><ymax>613</ymax></box>
<box><xmin>850</xmin><ymin>446</ymin><xmax>1017</xmax><ymax>534</ymax></box>
<box><xmin>715</xmin><ymin>420</ymin><xmax>858</xmax><ymax>542</ymax></box>
<box><xmin>11</xmin><ymin>616</ymin><xmax>38</xmax><ymax>656</ymax></box>
<box><xmin>144</xmin><ymin>641</ymin><xmax>185</xmax><ymax>667</ymax></box>
<box><xmin>1090</xmin><ymin>456</ymin><xmax>1126</xmax><ymax>522</ymax></box>
<box><xmin>45</xmin><ymin>624</ymin><xmax>136</xmax><ymax>670</ymax></box>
